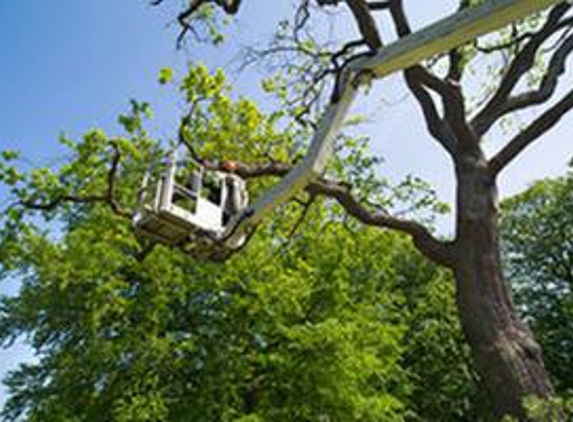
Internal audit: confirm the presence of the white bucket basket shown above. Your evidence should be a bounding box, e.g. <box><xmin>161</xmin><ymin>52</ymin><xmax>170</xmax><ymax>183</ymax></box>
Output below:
<box><xmin>133</xmin><ymin>148</ymin><xmax>248</xmax><ymax>250</ymax></box>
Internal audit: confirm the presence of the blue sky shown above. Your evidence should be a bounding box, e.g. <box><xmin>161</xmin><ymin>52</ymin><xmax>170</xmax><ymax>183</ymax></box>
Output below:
<box><xmin>0</xmin><ymin>2</ymin><xmax>183</xmax><ymax>156</ymax></box>
<box><xmin>1</xmin><ymin>0</ymin><xmax>572</xmax><ymax>410</ymax></box>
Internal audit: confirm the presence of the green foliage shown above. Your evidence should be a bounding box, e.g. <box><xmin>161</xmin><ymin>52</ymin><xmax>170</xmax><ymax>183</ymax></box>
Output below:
<box><xmin>501</xmin><ymin>166</ymin><xmax>573</xmax><ymax>393</ymax></box>
<box><xmin>0</xmin><ymin>207</ymin><xmax>476</xmax><ymax>421</ymax></box>
<box><xmin>175</xmin><ymin>63</ymin><xmax>292</xmax><ymax>166</ymax></box>
<box><xmin>500</xmin><ymin>395</ymin><xmax>573</xmax><ymax>422</ymax></box>
<box><xmin>0</xmin><ymin>210</ymin><xmax>406</xmax><ymax>420</ymax></box>
<box><xmin>398</xmin><ymin>261</ymin><xmax>483</xmax><ymax>421</ymax></box>
<box><xmin>524</xmin><ymin>395</ymin><xmax>573</xmax><ymax>421</ymax></box>
<box><xmin>0</xmin><ymin>64</ymin><xmax>477</xmax><ymax>421</ymax></box>
<box><xmin>158</xmin><ymin>68</ymin><xmax>174</xmax><ymax>85</ymax></box>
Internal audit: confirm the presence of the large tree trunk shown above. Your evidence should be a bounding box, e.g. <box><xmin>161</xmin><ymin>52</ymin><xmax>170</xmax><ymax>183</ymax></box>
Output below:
<box><xmin>453</xmin><ymin>155</ymin><xmax>553</xmax><ymax>420</ymax></box>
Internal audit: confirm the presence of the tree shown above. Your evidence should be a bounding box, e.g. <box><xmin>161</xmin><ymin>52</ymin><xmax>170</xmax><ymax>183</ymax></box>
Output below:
<box><xmin>149</xmin><ymin>1</ymin><xmax>573</xmax><ymax>419</ymax></box>
<box><xmin>3</xmin><ymin>0</ymin><xmax>573</xmax><ymax>418</ymax></box>
<box><xmin>0</xmin><ymin>66</ymin><xmax>480</xmax><ymax>420</ymax></box>
<box><xmin>501</xmin><ymin>165</ymin><xmax>573</xmax><ymax>394</ymax></box>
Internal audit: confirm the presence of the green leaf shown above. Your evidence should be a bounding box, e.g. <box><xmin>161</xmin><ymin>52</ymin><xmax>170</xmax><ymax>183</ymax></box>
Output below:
<box><xmin>1</xmin><ymin>150</ymin><xmax>20</xmax><ymax>161</ymax></box>
<box><xmin>158</xmin><ymin>67</ymin><xmax>174</xmax><ymax>85</ymax></box>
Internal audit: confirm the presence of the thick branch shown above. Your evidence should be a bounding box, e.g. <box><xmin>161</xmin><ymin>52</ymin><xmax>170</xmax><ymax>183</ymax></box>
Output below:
<box><xmin>368</xmin><ymin>1</ymin><xmax>391</xmax><ymax>11</ymax></box>
<box><xmin>388</xmin><ymin>0</ymin><xmax>450</xmax><ymax>153</ymax></box>
<box><xmin>489</xmin><ymin>87</ymin><xmax>573</xmax><ymax>176</ymax></box>
<box><xmin>345</xmin><ymin>0</ymin><xmax>384</xmax><ymax>51</ymax></box>
<box><xmin>307</xmin><ymin>179</ymin><xmax>454</xmax><ymax>266</ymax></box>
<box><xmin>447</xmin><ymin>46</ymin><xmax>466</xmax><ymax>82</ymax></box>
<box><xmin>387</xmin><ymin>0</ymin><xmax>411</xmax><ymax>37</ymax></box>
<box><xmin>472</xmin><ymin>4</ymin><xmax>572</xmax><ymax>135</ymax></box>
<box><xmin>409</xmin><ymin>66</ymin><xmax>477</xmax><ymax>151</ymax></box>
<box><xmin>404</xmin><ymin>69</ymin><xmax>457</xmax><ymax>156</ymax></box>
<box><xmin>474</xmin><ymin>31</ymin><xmax>573</xmax><ymax>134</ymax></box>
<box><xmin>389</xmin><ymin>0</ymin><xmax>475</xmax><ymax>155</ymax></box>
<box><xmin>223</xmin><ymin>161</ymin><xmax>454</xmax><ymax>266</ymax></box>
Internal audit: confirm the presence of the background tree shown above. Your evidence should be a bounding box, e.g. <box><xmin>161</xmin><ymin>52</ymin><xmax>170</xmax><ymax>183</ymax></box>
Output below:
<box><xmin>501</xmin><ymin>164</ymin><xmax>573</xmax><ymax>394</ymax></box>
<box><xmin>149</xmin><ymin>1</ymin><xmax>573</xmax><ymax>418</ymax></box>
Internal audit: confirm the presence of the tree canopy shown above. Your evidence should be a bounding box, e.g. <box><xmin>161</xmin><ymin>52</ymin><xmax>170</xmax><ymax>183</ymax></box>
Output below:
<box><xmin>0</xmin><ymin>65</ymin><xmax>481</xmax><ymax>421</ymax></box>
<box><xmin>501</xmin><ymin>164</ymin><xmax>573</xmax><ymax>394</ymax></box>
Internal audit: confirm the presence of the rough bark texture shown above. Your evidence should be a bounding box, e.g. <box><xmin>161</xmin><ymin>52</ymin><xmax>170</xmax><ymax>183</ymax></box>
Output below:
<box><xmin>453</xmin><ymin>152</ymin><xmax>553</xmax><ymax>420</ymax></box>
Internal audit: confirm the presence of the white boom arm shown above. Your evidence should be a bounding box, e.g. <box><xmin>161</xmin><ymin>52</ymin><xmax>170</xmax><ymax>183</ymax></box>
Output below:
<box><xmin>222</xmin><ymin>0</ymin><xmax>563</xmax><ymax>248</ymax></box>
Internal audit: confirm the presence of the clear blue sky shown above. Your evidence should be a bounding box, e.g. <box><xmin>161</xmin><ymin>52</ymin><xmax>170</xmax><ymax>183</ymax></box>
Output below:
<box><xmin>1</xmin><ymin>0</ymin><xmax>572</xmax><ymax>409</ymax></box>
<box><xmin>0</xmin><ymin>1</ymin><xmax>183</xmax><ymax>158</ymax></box>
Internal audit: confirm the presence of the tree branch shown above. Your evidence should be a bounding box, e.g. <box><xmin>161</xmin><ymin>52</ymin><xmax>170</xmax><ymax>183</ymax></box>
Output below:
<box><xmin>472</xmin><ymin>4</ymin><xmax>572</xmax><ymax>136</ymax></box>
<box><xmin>409</xmin><ymin>67</ymin><xmax>477</xmax><ymax>151</ymax></box>
<box><xmin>403</xmin><ymin>68</ymin><xmax>457</xmax><ymax>156</ymax></box>
<box><xmin>387</xmin><ymin>0</ymin><xmax>448</xmax><ymax>152</ymax></box>
<box><xmin>446</xmin><ymin>0</ymin><xmax>476</xmax><ymax>82</ymax></box>
<box><xmin>388</xmin><ymin>0</ymin><xmax>476</xmax><ymax>155</ymax></box>
<box><xmin>19</xmin><ymin>143</ymin><xmax>131</xmax><ymax>219</ymax></box>
<box><xmin>345</xmin><ymin>0</ymin><xmax>384</xmax><ymax>51</ymax></box>
<box><xmin>489</xmin><ymin>87</ymin><xmax>573</xmax><ymax>176</ymax></box>
<box><xmin>152</xmin><ymin>0</ymin><xmax>243</xmax><ymax>47</ymax></box>
<box><xmin>223</xmin><ymin>161</ymin><xmax>454</xmax><ymax>267</ymax></box>
<box><xmin>474</xmin><ymin>31</ymin><xmax>573</xmax><ymax>134</ymax></box>
<box><xmin>307</xmin><ymin>179</ymin><xmax>455</xmax><ymax>267</ymax></box>
<box><xmin>367</xmin><ymin>1</ymin><xmax>391</xmax><ymax>11</ymax></box>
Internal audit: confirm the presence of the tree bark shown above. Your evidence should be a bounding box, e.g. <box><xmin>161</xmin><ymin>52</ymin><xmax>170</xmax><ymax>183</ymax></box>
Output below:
<box><xmin>452</xmin><ymin>152</ymin><xmax>554</xmax><ymax>420</ymax></box>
